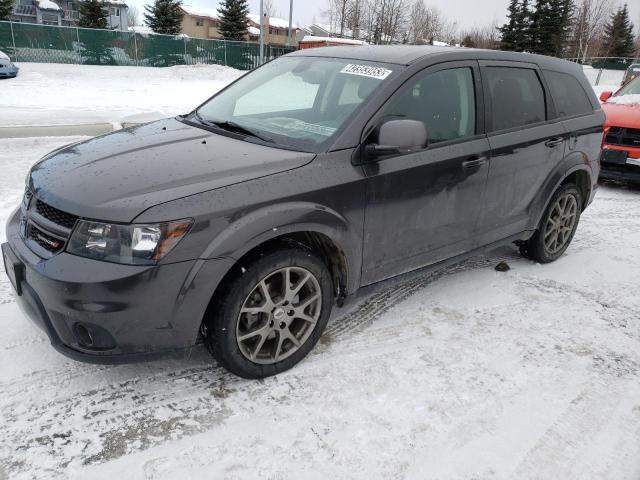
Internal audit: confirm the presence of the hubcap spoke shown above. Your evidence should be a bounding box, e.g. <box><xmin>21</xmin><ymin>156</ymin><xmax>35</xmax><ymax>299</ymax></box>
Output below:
<box><xmin>236</xmin><ymin>266</ymin><xmax>322</xmax><ymax>365</ymax></box>
<box><xmin>543</xmin><ymin>192</ymin><xmax>578</xmax><ymax>255</ymax></box>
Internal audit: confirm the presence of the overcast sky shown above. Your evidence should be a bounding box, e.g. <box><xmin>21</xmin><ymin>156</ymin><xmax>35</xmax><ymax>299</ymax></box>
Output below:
<box><xmin>135</xmin><ymin>0</ymin><xmax>640</xmax><ymax>34</ymax></box>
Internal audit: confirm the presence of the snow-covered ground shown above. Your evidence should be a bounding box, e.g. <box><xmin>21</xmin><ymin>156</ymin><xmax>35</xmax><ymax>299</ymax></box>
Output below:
<box><xmin>0</xmin><ymin>63</ymin><xmax>243</xmax><ymax>127</ymax></box>
<box><xmin>1</xmin><ymin>137</ymin><xmax>640</xmax><ymax>479</ymax></box>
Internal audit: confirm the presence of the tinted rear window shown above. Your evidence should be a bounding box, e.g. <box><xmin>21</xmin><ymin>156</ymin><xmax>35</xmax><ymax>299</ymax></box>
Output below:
<box><xmin>485</xmin><ymin>67</ymin><xmax>546</xmax><ymax>132</ymax></box>
<box><xmin>544</xmin><ymin>70</ymin><xmax>593</xmax><ymax>117</ymax></box>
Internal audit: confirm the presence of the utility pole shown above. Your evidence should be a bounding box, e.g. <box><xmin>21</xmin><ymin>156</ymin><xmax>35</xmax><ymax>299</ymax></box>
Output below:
<box><xmin>259</xmin><ymin>0</ymin><xmax>264</xmax><ymax>65</ymax></box>
<box><xmin>287</xmin><ymin>0</ymin><xmax>293</xmax><ymax>47</ymax></box>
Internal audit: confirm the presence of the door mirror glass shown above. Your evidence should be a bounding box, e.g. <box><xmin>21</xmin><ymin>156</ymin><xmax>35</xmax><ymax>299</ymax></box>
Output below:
<box><xmin>599</xmin><ymin>91</ymin><xmax>613</xmax><ymax>102</ymax></box>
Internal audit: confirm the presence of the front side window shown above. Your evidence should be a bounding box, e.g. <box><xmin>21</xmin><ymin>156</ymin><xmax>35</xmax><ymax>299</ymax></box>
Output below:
<box><xmin>196</xmin><ymin>57</ymin><xmax>397</xmax><ymax>151</ymax></box>
<box><xmin>382</xmin><ymin>67</ymin><xmax>476</xmax><ymax>144</ymax></box>
<box><xmin>544</xmin><ymin>69</ymin><xmax>593</xmax><ymax>117</ymax></box>
<box><xmin>485</xmin><ymin>66</ymin><xmax>546</xmax><ymax>131</ymax></box>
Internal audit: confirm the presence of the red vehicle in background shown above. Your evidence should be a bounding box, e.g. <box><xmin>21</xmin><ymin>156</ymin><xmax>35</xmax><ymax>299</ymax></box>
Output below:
<box><xmin>599</xmin><ymin>76</ymin><xmax>640</xmax><ymax>184</ymax></box>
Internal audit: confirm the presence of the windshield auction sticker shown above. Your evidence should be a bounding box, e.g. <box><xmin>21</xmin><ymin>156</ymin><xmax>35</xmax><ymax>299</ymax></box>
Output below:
<box><xmin>340</xmin><ymin>64</ymin><xmax>392</xmax><ymax>80</ymax></box>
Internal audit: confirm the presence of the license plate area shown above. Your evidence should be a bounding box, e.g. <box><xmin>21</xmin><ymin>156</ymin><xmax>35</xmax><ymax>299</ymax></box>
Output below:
<box><xmin>602</xmin><ymin>149</ymin><xmax>628</xmax><ymax>165</ymax></box>
<box><xmin>2</xmin><ymin>244</ymin><xmax>23</xmax><ymax>296</ymax></box>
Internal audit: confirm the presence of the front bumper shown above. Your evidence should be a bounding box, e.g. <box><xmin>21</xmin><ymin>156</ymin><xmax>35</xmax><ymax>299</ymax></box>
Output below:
<box><xmin>600</xmin><ymin>146</ymin><xmax>640</xmax><ymax>184</ymax></box>
<box><xmin>0</xmin><ymin>66</ymin><xmax>18</xmax><ymax>78</ymax></box>
<box><xmin>3</xmin><ymin>208</ymin><xmax>234</xmax><ymax>363</ymax></box>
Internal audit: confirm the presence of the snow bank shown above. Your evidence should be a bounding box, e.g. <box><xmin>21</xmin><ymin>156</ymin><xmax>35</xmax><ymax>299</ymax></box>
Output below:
<box><xmin>0</xmin><ymin>62</ymin><xmax>244</xmax><ymax>127</ymax></box>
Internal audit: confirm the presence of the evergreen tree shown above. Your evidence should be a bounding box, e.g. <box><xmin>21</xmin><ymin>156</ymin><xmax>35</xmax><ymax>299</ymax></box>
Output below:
<box><xmin>78</xmin><ymin>0</ymin><xmax>109</xmax><ymax>29</ymax></box>
<box><xmin>144</xmin><ymin>0</ymin><xmax>184</xmax><ymax>35</ymax></box>
<box><xmin>602</xmin><ymin>4</ymin><xmax>635</xmax><ymax>58</ymax></box>
<box><xmin>499</xmin><ymin>0</ymin><xmax>520</xmax><ymax>50</ymax></box>
<box><xmin>499</xmin><ymin>0</ymin><xmax>531</xmax><ymax>52</ymax></box>
<box><xmin>218</xmin><ymin>0</ymin><xmax>249</xmax><ymax>40</ymax></box>
<box><xmin>0</xmin><ymin>0</ymin><xmax>14</xmax><ymax>21</ymax></box>
<box><xmin>529</xmin><ymin>0</ymin><xmax>574</xmax><ymax>57</ymax></box>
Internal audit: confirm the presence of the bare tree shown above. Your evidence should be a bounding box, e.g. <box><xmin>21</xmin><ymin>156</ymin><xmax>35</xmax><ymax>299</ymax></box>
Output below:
<box><xmin>405</xmin><ymin>1</ymin><xmax>447</xmax><ymax>44</ymax></box>
<box><xmin>458</xmin><ymin>20</ymin><xmax>501</xmax><ymax>49</ymax></box>
<box><xmin>347</xmin><ymin>0</ymin><xmax>364</xmax><ymax>39</ymax></box>
<box><xmin>570</xmin><ymin>0</ymin><xmax>613</xmax><ymax>60</ymax></box>
<box><xmin>127</xmin><ymin>4</ymin><xmax>140</xmax><ymax>26</ymax></box>
<box><xmin>264</xmin><ymin>0</ymin><xmax>278</xmax><ymax>18</ymax></box>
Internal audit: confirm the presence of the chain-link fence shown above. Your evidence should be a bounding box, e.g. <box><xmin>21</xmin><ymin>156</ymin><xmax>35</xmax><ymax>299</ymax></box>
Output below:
<box><xmin>0</xmin><ymin>21</ymin><xmax>295</xmax><ymax>70</ymax></box>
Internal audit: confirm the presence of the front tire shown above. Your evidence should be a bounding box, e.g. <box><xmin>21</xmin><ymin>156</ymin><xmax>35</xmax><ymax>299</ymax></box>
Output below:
<box><xmin>520</xmin><ymin>183</ymin><xmax>582</xmax><ymax>263</ymax></box>
<box><xmin>205</xmin><ymin>247</ymin><xmax>333</xmax><ymax>379</ymax></box>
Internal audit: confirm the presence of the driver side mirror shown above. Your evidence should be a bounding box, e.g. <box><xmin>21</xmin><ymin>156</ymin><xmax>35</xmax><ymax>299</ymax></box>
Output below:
<box><xmin>599</xmin><ymin>91</ymin><xmax>613</xmax><ymax>102</ymax></box>
<box><xmin>362</xmin><ymin>119</ymin><xmax>428</xmax><ymax>161</ymax></box>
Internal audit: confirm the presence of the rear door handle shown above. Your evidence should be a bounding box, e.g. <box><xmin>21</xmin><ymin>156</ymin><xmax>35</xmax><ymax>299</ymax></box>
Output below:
<box><xmin>462</xmin><ymin>156</ymin><xmax>488</xmax><ymax>169</ymax></box>
<box><xmin>545</xmin><ymin>137</ymin><xmax>564</xmax><ymax>148</ymax></box>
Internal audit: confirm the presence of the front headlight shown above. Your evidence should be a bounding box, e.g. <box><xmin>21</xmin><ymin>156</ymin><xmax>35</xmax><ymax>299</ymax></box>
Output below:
<box><xmin>67</xmin><ymin>219</ymin><xmax>192</xmax><ymax>265</ymax></box>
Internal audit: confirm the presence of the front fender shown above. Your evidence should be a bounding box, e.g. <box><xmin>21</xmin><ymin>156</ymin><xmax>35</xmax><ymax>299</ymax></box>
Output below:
<box><xmin>201</xmin><ymin>201</ymin><xmax>362</xmax><ymax>294</ymax></box>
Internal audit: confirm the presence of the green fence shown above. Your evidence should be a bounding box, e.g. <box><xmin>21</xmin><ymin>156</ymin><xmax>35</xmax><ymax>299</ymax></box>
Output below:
<box><xmin>0</xmin><ymin>21</ymin><xmax>295</xmax><ymax>70</ymax></box>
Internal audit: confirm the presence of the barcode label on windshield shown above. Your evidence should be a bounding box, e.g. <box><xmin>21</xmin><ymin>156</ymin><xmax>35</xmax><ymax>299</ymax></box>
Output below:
<box><xmin>340</xmin><ymin>64</ymin><xmax>392</xmax><ymax>80</ymax></box>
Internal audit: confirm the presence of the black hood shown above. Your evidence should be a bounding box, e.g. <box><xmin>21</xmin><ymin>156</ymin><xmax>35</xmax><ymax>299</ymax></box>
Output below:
<box><xmin>29</xmin><ymin>118</ymin><xmax>315</xmax><ymax>223</ymax></box>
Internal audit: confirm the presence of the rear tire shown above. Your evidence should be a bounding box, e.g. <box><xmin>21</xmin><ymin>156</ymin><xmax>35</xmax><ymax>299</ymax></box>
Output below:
<box><xmin>205</xmin><ymin>247</ymin><xmax>333</xmax><ymax>379</ymax></box>
<box><xmin>520</xmin><ymin>183</ymin><xmax>582</xmax><ymax>263</ymax></box>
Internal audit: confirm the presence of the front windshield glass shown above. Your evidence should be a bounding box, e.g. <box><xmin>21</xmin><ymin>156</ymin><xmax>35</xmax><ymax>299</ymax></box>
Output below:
<box><xmin>195</xmin><ymin>56</ymin><xmax>397</xmax><ymax>151</ymax></box>
<box><xmin>617</xmin><ymin>75</ymin><xmax>640</xmax><ymax>96</ymax></box>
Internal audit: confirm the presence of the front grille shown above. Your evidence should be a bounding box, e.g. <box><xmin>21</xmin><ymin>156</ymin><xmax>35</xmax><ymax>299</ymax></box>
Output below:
<box><xmin>20</xmin><ymin>189</ymin><xmax>79</xmax><ymax>257</ymax></box>
<box><xmin>605</xmin><ymin>127</ymin><xmax>640</xmax><ymax>148</ymax></box>
<box><xmin>35</xmin><ymin>199</ymin><xmax>78</xmax><ymax>229</ymax></box>
<box><xmin>28</xmin><ymin>225</ymin><xmax>65</xmax><ymax>253</ymax></box>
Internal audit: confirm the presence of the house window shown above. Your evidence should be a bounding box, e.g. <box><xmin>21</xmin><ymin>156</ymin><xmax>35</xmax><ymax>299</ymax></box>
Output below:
<box><xmin>196</xmin><ymin>19</ymin><xmax>204</xmax><ymax>26</ymax></box>
<box><xmin>116</xmin><ymin>8</ymin><xmax>119</xmax><ymax>16</ymax></box>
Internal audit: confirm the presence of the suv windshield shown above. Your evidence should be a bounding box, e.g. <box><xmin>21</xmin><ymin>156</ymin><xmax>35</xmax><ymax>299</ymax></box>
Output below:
<box><xmin>195</xmin><ymin>56</ymin><xmax>398</xmax><ymax>151</ymax></box>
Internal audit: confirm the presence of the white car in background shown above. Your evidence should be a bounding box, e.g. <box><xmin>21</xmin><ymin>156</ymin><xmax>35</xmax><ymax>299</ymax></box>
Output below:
<box><xmin>0</xmin><ymin>50</ymin><xmax>19</xmax><ymax>78</ymax></box>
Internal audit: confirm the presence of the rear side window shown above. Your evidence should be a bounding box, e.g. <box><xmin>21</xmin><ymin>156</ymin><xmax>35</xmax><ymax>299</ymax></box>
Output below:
<box><xmin>485</xmin><ymin>67</ymin><xmax>546</xmax><ymax>132</ymax></box>
<box><xmin>544</xmin><ymin>70</ymin><xmax>593</xmax><ymax>117</ymax></box>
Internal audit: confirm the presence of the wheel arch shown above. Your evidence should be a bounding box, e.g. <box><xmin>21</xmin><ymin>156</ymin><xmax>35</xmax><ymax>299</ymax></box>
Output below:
<box><xmin>531</xmin><ymin>154</ymin><xmax>594</xmax><ymax>229</ymax></box>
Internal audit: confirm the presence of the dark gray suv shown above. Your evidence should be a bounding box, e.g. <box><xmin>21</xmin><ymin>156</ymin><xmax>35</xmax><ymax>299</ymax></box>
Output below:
<box><xmin>2</xmin><ymin>46</ymin><xmax>604</xmax><ymax>378</ymax></box>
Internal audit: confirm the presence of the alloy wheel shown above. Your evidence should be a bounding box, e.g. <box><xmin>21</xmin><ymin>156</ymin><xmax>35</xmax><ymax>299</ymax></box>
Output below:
<box><xmin>543</xmin><ymin>192</ymin><xmax>578</xmax><ymax>255</ymax></box>
<box><xmin>236</xmin><ymin>266</ymin><xmax>322</xmax><ymax>364</ymax></box>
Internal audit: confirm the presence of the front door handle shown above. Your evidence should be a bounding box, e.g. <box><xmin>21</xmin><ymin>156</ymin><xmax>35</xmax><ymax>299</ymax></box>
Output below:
<box><xmin>462</xmin><ymin>156</ymin><xmax>488</xmax><ymax>169</ymax></box>
<box><xmin>545</xmin><ymin>137</ymin><xmax>564</xmax><ymax>148</ymax></box>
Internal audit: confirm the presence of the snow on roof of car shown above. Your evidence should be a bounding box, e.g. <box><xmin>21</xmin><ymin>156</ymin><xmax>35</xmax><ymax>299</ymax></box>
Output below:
<box><xmin>36</xmin><ymin>0</ymin><xmax>61</xmax><ymax>10</ymax></box>
<box><xmin>248</xmin><ymin>14</ymin><xmax>298</xmax><ymax>30</ymax></box>
<box><xmin>300</xmin><ymin>36</ymin><xmax>366</xmax><ymax>45</ymax></box>
<box><xmin>181</xmin><ymin>5</ymin><xmax>220</xmax><ymax>20</ymax></box>
<box><xmin>0</xmin><ymin>50</ymin><xmax>9</xmax><ymax>61</ymax></box>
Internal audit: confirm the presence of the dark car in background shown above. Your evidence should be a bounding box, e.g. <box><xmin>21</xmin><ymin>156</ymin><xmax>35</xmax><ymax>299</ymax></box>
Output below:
<box><xmin>2</xmin><ymin>46</ymin><xmax>604</xmax><ymax>378</ymax></box>
<box><xmin>0</xmin><ymin>51</ymin><xmax>19</xmax><ymax>78</ymax></box>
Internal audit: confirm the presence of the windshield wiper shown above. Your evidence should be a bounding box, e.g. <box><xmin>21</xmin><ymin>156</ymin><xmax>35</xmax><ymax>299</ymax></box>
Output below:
<box><xmin>194</xmin><ymin>113</ymin><xmax>274</xmax><ymax>143</ymax></box>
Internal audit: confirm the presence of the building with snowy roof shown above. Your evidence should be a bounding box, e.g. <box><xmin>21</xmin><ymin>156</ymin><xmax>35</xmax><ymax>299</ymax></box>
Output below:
<box><xmin>180</xmin><ymin>7</ymin><xmax>299</xmax><ymax>46</ymax></box>
<box><xmin>9</xmin><ymin>0</ymin><xmax>129</xmax><ymax>30</ymax></box>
